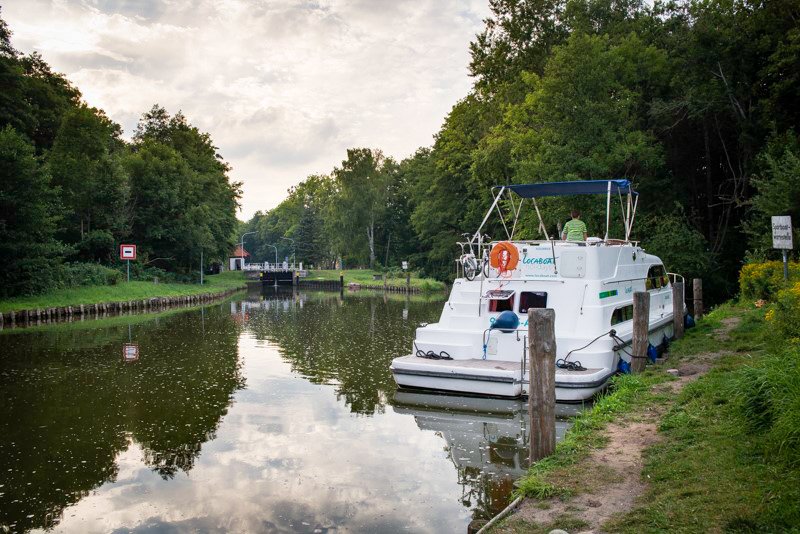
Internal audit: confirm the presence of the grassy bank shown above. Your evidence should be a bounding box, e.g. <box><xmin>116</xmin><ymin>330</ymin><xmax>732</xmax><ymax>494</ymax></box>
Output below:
<box><xmin>0</xmin><ymin>271</ymin><xmax>246</xmax><ymax>313</ymax></box>
<box><xmin>608</xmin><ymin>304</ymin><xmax>800</xmax><ymax>532</ymax></box>
<box><xmin>305</xmin><ymin>269</ymin><xmax>446</xmax><ymax>291</ymax></box>
<box><xmin>495</xmin><ymin>302</ymin><xmax>800</xmax><ymax>532</ymax></box>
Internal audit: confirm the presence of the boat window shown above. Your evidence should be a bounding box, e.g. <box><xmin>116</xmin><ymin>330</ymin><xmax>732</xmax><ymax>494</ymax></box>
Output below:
<box><xmin>489</xmin><ymin>295</ymin><xmax>515</xmax><ymax>312</ymax></box>
<box><xmin>611</xmin><ymin>304</ymin><xmax>634</xmax><ymax>325</ymax></box>
<box><xmin>646</xmin><ymin>264</ymin><xmax>666</xmax><ymax>290</ymax></box>
<box><xmin>519</xmin><ymin>292</ymin><xmax>548</xmax><ymax>313</ymax></box>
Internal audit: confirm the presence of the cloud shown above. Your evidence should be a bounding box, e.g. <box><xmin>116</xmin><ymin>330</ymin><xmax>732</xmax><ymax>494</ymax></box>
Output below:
<box><xmin>3</xmin><ymin>0</ymin><xmax>490</xmax><ymax>219</ymax></box>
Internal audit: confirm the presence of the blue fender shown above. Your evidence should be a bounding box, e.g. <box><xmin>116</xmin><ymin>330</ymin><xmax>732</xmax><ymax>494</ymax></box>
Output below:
<box><xmin>647</xmin><ymin>344</ymin><xmax>659</xmax><ymax>363</ymax></box>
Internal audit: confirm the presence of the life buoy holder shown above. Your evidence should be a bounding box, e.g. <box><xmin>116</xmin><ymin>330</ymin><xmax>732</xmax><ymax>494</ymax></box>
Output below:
<box><xmin>489</xmin><ymin>242</ymin><xmax>519</xmax><ymax>275</ymax></box>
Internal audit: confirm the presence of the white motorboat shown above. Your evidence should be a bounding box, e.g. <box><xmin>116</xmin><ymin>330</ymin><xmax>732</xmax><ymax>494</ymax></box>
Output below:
<box><xmin>391</xmin><ymin>180</ymin><xmax>683</xmax><ymax>402</ymax></box>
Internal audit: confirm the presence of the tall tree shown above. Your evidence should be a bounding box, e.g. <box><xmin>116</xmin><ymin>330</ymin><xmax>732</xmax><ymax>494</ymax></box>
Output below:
<box><xmin>0</xmin><ymin>126</ymin><xmax>63</xmax><ymax>296</ymax></box>
<box><xmin>126</xmin><ymin>106</ymin><xmax>241</xmax><ymax>272</ymax></box>
<box><xmin>331</xmin><ymin>148</ymin><xmax>391</xmax><ymax>269</ymax></box>
<box><xmin>48</xmin><ymin>105</ymin><xmax>129</xmax><ymax>261</ymax></box>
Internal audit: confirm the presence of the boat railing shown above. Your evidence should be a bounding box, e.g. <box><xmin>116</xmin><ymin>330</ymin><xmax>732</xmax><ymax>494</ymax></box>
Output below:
<box><xmin>667</xmin><ymin>272</ymin><xmax>685</xmax><ymax>284</ymax></box>
<box><xmin>482</xmin><ymin>239</ymin><xmax>640</xmax><ymax>247</ymax></box>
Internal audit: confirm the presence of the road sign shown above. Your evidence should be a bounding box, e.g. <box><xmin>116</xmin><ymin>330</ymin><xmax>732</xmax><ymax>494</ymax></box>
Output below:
<box><xmin>122</xmin><ymin>343</ymin><xmax>139</xmax><ymax>362</ymax></box>
<box><xmin>120</xmin><ymin>244</ymin><xmax>137</xmax><ymax>260</ymax></box>
<box><xmin>772</xmin><ymin>216</ymin><xmax>793</xmax><ymax>250</ymax></box>
<box><xmin>402</xmin><ymin>261</ymin><xmax>409</xmax><ymax>270</ymax></box>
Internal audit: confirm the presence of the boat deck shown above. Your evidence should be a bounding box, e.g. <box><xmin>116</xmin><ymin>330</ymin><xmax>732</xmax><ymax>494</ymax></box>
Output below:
<box><xmin>395</xmin><ymin>355</ymin><xmax>521</xmax><ymax>371</ymax></box>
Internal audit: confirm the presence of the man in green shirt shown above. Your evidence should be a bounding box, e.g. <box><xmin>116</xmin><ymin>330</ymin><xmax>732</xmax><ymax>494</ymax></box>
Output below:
<box><xmin>561</xmin><ymin>210</ymin><xmax>588</xmax><ymax>241</ymax></box>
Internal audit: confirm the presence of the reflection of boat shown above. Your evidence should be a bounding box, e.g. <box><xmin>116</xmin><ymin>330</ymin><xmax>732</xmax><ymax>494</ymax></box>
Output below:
<box><xmin>391</xmin><ymin>180</ymin><xmax>682</xmax><ymax>401</ymax></box>
<box><xmin>391</xmin><ymin>391</ymin><xmax>573</xmax><ymax>518</ymax></box>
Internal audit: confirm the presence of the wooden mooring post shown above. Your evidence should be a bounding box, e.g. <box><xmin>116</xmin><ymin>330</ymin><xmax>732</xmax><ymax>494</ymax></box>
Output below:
<box><xmin>632</xmin><ymin>291</ymin><xmax>650</xmax><ymax>373</ymax></box>
<box><xmin>693</xmin><ymin>278</ymin><xmax>703</xmax><ymax>320</ymax></box>
<box><xmin>672</xmin><ymin>281</ymin><xmax>684</xmax><ymax>340</ymax></box>
<box><xmin>528</xmin><ymin>308</ymin><xmax>556</xmax><ymax>462</ymax></box>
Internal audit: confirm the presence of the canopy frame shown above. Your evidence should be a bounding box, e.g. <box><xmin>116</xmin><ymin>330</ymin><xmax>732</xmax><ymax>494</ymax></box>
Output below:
<box><xmin>469</xmin><ymin>179</ymin><xmax>639</xmax><ymax>247</ymax></box>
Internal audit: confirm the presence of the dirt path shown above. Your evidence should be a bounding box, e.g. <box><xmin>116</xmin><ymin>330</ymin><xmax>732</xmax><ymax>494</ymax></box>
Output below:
<box><xmin>493</xmin><ymin>316</ymin><xmax>742</xmax><ymax>533</ymax></box>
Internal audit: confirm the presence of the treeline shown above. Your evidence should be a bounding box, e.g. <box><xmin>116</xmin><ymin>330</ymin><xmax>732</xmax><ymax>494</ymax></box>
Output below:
<box><xmin>0</xmin><ymin>10</ymin><xmax>240</xmax><ymax>298</ymax></box>
<box><xmin>246</xmin><ymin>0</ymin><xmax>799</xmax><ymax>302</ymax></box>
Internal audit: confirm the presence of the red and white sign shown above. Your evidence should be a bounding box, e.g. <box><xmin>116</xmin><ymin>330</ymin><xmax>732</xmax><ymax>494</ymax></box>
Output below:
<box><xmin>120</xmin><ymin>244</ymin><xmax>137</xmax><ymax>260</ymax></box>
<box><xmin>122</xmin><ymin>343</ymin><xmax>139</xmax><ymax>362</ymax></box>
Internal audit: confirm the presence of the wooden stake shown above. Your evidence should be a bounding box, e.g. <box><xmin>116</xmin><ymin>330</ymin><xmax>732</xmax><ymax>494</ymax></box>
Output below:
<box><xmin>693</xmin><ymin>278</ymin><xmax>703</xmax><ymax>320</ymax></box>
<box><xmin>528</xmin><ymin>308</ymin><xmax>556</xmax><ymax>462</ymax></box>
<box><xmin>632</xmin><ymin>291</ymin><xmax>650</xmax><ymax>373</ymax></box>
<box><xmin>672</xmin><ymin>281</ymin><xmax>684</xmax><ymax>340</ymax></box>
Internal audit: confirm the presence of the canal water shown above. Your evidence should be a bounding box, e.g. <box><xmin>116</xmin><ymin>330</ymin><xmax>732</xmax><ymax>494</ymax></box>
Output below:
<box><xmin>0</xmin><ymin>289</ymin><xmax>573</xmax><ymax>533</ymax></box>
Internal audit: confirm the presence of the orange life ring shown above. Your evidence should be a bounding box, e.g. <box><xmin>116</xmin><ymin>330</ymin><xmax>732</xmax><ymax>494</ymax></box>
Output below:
<box><xmin>489</xmin><ymin>242</ymin><xmax>520</xmax><ymax>274</ymax></box>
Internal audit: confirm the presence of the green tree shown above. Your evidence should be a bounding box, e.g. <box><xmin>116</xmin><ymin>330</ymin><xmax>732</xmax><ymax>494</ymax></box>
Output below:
<box><xmin>48</xmin><ymin>105</ymin><xmax>129</xmax><ymax>261</ymax></box>
<box><xmin>127</xmin><ymin>106</ymin><xmax>241</xmax><ymax>273</ymax></box>
<box><xmin>0</xmin><ymin>126</ymin><xmax>64</xmax><ymax>296</ymax></box>
<box><xmin>330</xmin><ymin>148</ymin><xmax>391</xmax><ymax>269</ymax></box>
<box><xmin>745</xmin><ymin>132</ymin><xmax>800</xmax><ymax>256</ymax></box>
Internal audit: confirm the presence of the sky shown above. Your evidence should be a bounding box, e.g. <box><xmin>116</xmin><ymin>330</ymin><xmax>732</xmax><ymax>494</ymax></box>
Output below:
<box><xmin>3</xmin><ymin>0</ymin><xmax>491</xmax><ymax>220</ymax></box>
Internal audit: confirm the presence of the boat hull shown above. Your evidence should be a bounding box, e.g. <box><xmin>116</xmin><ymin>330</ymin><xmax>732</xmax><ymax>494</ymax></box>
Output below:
<box><xmin>390</xmin><ymin>355</ymin><xmax>613</xmax><ymax>402</ymax></box>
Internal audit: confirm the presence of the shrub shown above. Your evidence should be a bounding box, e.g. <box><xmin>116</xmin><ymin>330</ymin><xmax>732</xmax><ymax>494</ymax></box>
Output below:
<box><xmin>58</xmin><ymin>262</ymin><xmax>123</xmax><ymax>288</ymax></box>
<box><xmin>739</xmin><ymin>261</ymin><xmax>800</xmax><ymax>301</ymax></box>
<box><xmin>770</xmin><ymin>282</ymin><xmax>800</xmax><ymax>340</ymax></box>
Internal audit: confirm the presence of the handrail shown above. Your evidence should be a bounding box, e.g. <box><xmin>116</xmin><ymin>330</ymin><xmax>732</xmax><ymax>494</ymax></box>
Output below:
<box><xmin>668</xmin><ymin>272</ymin><xmax>684</xmax><ymax>283</ymax></box>
<box><xmin>484</xmin><ymin>278</ymin><xmax>565</xmax><ymax>283</ymax></box>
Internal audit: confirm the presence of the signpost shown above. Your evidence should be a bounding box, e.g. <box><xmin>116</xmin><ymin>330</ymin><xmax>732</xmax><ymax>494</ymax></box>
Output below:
<box><xmin>772</xmin><ymin>216</ymin><xmax>793</xmax><ymax>281</ymax></box>
<box><xmin>120</xmin><ymin>244</ymin><xmax>137</xmax><ymax>282</ymax></box>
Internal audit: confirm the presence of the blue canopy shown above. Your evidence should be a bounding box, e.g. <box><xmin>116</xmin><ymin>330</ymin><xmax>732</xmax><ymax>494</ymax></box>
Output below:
<box><xmin>502</xmin><ymin>179</ymin><xmax>636</xmax><ymax>198</ymax></box>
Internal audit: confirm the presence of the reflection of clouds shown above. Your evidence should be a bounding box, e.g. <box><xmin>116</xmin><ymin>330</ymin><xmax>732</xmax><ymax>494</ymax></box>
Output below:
<box><xmin>44</xmin><ymin>332</ymin><xmax>470</xmax><ymax>533</ymax></box>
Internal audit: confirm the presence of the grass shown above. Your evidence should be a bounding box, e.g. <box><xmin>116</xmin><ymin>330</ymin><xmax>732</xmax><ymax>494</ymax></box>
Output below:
<box><xmin>305</xmin><ymin>269</ymin><xmax>446</xmax><ymax>291</ymax></box>
<box><xmin>605</xmin><ymin>302</ymin><xmax>800</xmax><ymax>533</ymax></box>
<box><xmin>512</xmin><ymin>370</ymin><xmax>671</xmax><ymax>501</ymax></box>
<box><xmin>0</xmin><ymin>271</ymin><xmax>246</xmax><ymax>313</ymax></box>
<box><xmin>494</xmin><ymin>301</ymin><xmax>800</xmax><ymax>533</ymax></box>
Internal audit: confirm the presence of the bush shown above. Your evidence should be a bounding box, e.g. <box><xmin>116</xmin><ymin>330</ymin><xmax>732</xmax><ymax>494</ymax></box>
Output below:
<box><xmin>58</xmin><ymin>262</ymin><xmax>123</xmax><ymax>288</ymax></box>
<box><xmin>739</xmin><ymin>261</ymin><xmax>800</xmax><ymax>300</ymax></box>
<box><xmin>769</xmin><ymin>282</ymin><xmax>800</xmax><ymax>340</ymax></box>
<box><xmin>124</xmin><ymin>263</ymin><xmax>199</xmax><ymax>284</ymax></box>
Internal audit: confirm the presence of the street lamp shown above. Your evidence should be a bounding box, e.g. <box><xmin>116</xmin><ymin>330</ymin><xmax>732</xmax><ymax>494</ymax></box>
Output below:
<box><xmin>264</xmin><ymin>243</ymin><xmax>278</xmax><ymax>287</ymax></box>
<box><xmin>240</xmin><ymin>231</ymin><xmax>256</xmax><ymax>271</ymax></box>
<box><xmin>280</xmin><ymin>237</ymin><xmax>295</xmax><ymax>266</ymax></box>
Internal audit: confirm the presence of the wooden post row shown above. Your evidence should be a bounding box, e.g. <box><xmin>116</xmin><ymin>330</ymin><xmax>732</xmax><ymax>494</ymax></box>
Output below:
<box><xmin>693</xmin><ymin>278</ymin><xmax>703</xmax><ymax>320</ymax></box>
<box><xmin>528</xmin><ymin>308</ymin><xmax>556</xmax><ymax>462</ymax></box>
<box><xmin>632</xmin><ymin>291</ymin><xmax>650</xmax><ymax>373</ymax></box>
<box><xmin>672</xmin><ymin>281</ymin><xmax>684</xmax><ymax>340</ymax></box>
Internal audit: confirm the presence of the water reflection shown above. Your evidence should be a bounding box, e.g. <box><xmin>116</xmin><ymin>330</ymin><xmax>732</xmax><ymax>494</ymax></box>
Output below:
<box><xmin>392</xmin><ymin>392</ymin><xmax>573</xmax><ymax>519</ymax></box>
<box><xmin>0</xmin><ymin>289</ymin><xmax>578</xmax><ymax>533</ymax></box>
<box><xmin>0</xmin><ymin>305</ymin><xmax>244</xmax><ymax>532</ymax></box>
<box><xmin>240</xmin><ymin>288</ymin><xmax>443</xmax><ymax>415</ymax></box>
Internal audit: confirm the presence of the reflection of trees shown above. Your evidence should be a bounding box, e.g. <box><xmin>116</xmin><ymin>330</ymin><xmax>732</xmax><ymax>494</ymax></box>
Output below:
<box><xmin>0</xmin><ymin>305</ymin><xmax>243</xmax><ymax>532</ymax></box>
<box><xmin>391</xmin><ymin>392</ymin><xmax>530</xmax><ymax>521</ymax></box>
<box><xmin>245</xmin><ymin>289</ymin><xmax>444</xmax><ymax>415</ymax></box>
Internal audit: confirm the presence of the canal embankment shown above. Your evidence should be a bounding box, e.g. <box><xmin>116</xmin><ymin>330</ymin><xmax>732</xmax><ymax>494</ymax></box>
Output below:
<box><xmin>0</xmin><ymin>271</ymin><xmax>246</xmax><ymax>328</ymax></box>
<box><xmin>488</xmin><ymin>297</ymin><xmax>800</xmax><ymax>533</ymax></box>
<box><xmin>303</xmin><ymin>269</ymin><xmax>446</xmax><ymax>293</ymax></box>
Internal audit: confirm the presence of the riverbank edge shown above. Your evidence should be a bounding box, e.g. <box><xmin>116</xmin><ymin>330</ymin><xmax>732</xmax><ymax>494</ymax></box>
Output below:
<box><xmin>0</xmin><ymin>282</ymin><xmax>246</xmax><ymax>329</ymax></box>
<box><xmin>487</xmin><ymin>302</ymin><xmax>798</xmax><ymax>533</ymax></box>
<box><xmin>304</xmin><ymin>269</ymin><xmax>447</xmax><ymax>292</ymax></box>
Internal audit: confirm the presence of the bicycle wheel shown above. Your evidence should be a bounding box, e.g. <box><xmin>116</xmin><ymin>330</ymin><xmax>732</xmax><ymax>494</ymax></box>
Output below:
<box><xmin>463</xmin><ymin>257</ymin><xmax>478</xmax><ymax>280</ymax></box>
